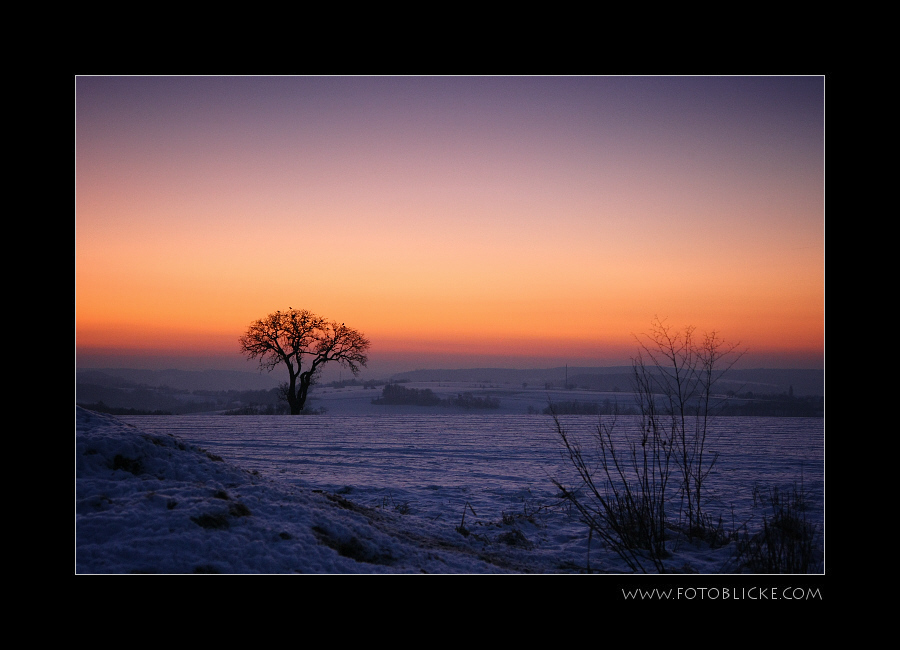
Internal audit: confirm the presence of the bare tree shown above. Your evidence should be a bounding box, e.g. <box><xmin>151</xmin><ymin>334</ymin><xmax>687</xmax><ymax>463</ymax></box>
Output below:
<box><xmin>239</xmin><ymin>308</ymin><xmax>370</xmax><ymax>415</ymax></box>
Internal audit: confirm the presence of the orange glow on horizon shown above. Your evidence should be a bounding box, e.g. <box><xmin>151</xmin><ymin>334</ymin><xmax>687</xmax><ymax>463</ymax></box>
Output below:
<box><xmin>76</xmin><ymin>77</ymin><xmax>824</xmax><ymax>372</ymax></box>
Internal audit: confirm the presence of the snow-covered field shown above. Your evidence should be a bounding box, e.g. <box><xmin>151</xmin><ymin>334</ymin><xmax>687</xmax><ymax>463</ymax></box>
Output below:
<box><xmin>75</xmin><ymin>384</ymin><xmax>824</xmax><ymax>577</ymax></box>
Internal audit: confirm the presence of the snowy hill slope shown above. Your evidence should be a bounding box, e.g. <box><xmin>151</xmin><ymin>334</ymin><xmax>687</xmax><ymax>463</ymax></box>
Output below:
<box><xmin>75</xmin><ymin>407</ymin><xmax>537</xmax><ymax>574</ymax></box>
<box><xmin>75</xmin><ymin>407</ymin><xmax>824</xmax><ymax>577</ymax></box>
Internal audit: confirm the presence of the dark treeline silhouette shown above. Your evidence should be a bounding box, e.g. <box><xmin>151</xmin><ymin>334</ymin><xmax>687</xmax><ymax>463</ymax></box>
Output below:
<box><xmin>537</xmin><ymin>399</ymin><xmax>636</xmax><ymax>416</ymax></box>
<box><xmin>372</xmin><ymin>384</ymin><xmax>500</xmax><ymax>409</ymax></box>
<box><xmin>372</xmin><ymin>384</ymin><xmax>443</xmax><ymax>406</ymax></box>
<box><xmin>716</xmin><ymin>392</ymin><xmax>823</xmax><ymax>417</ymax></box>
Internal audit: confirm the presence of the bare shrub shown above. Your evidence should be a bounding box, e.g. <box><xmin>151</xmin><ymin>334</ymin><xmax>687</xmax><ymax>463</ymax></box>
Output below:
<box><xmin>733</xmin><ymin>481</ymin><xmax>822</xmax><ymax>573</ymax></box>
<box><xmin>552</xmin><ymin>410</ymin><xmax>672</xmax><ymax>573</ymax></box>
<box><xmin>633</xmin><ymin>318</ymin><xmax>744</xmax><ymax>540</ymax></box>
<box><xmin>551</xmin><ymin>318</ymin><xmax>745</xmax><ymax>573</ymax></box>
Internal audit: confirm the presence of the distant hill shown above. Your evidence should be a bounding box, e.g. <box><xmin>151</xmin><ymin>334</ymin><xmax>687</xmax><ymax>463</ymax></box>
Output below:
<box><xmin>391</xmin><ymin>366</ymin><xmax>632</xmax><ymax>385</ymax></box>
<box><xmin>75</xmin><ymin>365</ymin><xmax>824</xmax><ymax>401</ymax></box>
<box><xmin>75</xmin><ymin>368</ymin><xmax>282</xmax><ymax>392</ymax></box>
<box><xmin>75</xmin><ymin>368</ymin><xmax>288</xmax><ymax>415</ymax></box>
<box><xmin>715</xmin><ymin>369</ymin><xmax>824</xmax><ymax>397</ymax></box>
<box><xmin>391</xmin><ymin>366</ymin><xmax>824</xmax><ymax>397</ymax></box>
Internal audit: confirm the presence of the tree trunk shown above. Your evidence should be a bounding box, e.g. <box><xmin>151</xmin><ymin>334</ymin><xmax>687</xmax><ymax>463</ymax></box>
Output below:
<box><xmin>293</xmin><ymin>372</ymin><xmax>313</xmax><ymax>414</ymax></box>
<box><xmin>285</xmin><ymin>373</ymin><xmax>301</xmax><ymax>415</ymax></box>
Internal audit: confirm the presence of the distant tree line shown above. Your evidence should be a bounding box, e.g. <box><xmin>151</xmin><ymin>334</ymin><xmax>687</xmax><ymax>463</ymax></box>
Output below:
<box><xmin>716</xmin><ymin>392</ymin><xmax>823</xmax><ymax>417</ymax></box>
<box><xmin>372</xmin><ymin>384</ymin><xmax>442</xmax><ymax>406</ymax></box>
<box><xmin>536</xmin><ymin>399</ymin><xmax>636</xmax><ymax>416</ymax></box>
<box><xmin>372</xmin><ymin>384</ymin><xmax>500</xmax><ymax>409</ymax></box>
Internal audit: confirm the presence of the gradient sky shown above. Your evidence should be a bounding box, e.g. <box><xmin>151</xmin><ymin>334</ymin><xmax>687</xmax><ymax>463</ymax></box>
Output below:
<box><xmin>75</xmin><ymin>76</ymin><xmax>824</xmax><ymax>376</ymax></box>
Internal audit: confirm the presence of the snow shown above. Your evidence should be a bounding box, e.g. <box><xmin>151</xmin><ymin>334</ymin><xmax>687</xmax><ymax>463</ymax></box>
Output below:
<box><xmin>76</xmin><ymin>407</ymin><xmax>545</xmax><ymax>574</ymax></box>
<box><xmin>75</xmin><ymin>398</ymin><xmax>825</xmax><ymax>579</ymax></box>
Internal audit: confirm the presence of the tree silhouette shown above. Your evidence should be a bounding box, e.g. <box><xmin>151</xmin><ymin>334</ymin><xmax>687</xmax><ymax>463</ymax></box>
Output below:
<box><xmin>239</xmin><ymin>308</ymin><xmax>370</xmax><ymax>414</ymax></box>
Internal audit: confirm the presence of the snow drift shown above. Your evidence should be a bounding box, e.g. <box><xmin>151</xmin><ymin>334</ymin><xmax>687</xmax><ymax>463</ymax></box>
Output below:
<box><xmin>75</xmin><ymin>406</ymin><xmax>542</xmax><ymax>573</ymax></box>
